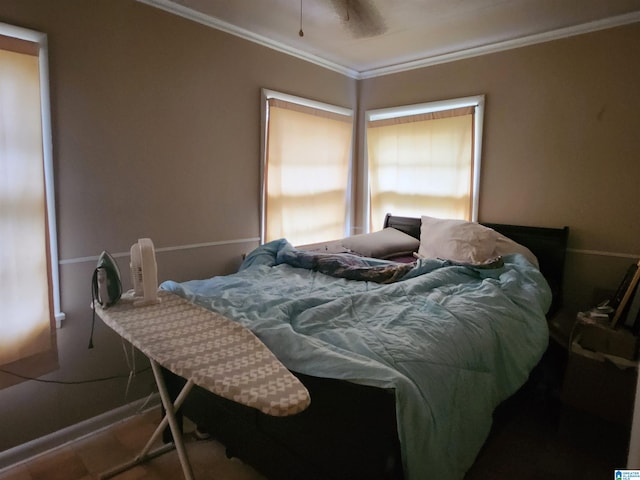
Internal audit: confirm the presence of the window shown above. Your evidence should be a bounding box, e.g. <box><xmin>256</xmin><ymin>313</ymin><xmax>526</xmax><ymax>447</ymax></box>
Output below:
<box><xmin>261</xmin><ymin>89</ymin><xmax>353</xmax><ymax>246</ymax></box>
<box><xmin>365</xmin><ymin>95</ymin><xmax>484</xmax><ymax>230</ymax></box>
<box><xmin>0</xmin><ymin>23</ymin><xmax>62</xmax><ymax>388</ymax></box>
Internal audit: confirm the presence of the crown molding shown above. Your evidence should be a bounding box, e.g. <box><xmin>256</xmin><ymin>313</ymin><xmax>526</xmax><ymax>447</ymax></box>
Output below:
<box><xmin>359</xmin><ymin>11</ymin><xmax>640</xmax><ymax>79</ymax></box>
<box><xmin>137</xmin><ymin>1</ymin><xmax>640</xmax><ymax>80</ymax></box>
<box><xmin>136</xmin><ymin>0</ymin><xmax>360</xmax><ymax>79</ymax></box>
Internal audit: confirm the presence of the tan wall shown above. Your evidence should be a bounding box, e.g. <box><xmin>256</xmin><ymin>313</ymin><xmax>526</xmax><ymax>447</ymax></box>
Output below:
<box><xmin>1</xmin><ymin>0</ymin><xmax>639</xmax><ymax>463</ymax></box>
<box><xmin>0</xmin><ymin>0</ymin><xmax>355</xmax><ymax>456</ymax></box>
<box><xmin>359</xmin><ymin>22</ymin><xmax>640</xmax><ymax>313</ymax></box>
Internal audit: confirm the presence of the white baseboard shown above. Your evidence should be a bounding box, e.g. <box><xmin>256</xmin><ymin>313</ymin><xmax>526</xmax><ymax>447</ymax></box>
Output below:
<box><xmin>0</xmin><ymin>393</ymin><xmax>159</xmax><ymax>473</ymax></box>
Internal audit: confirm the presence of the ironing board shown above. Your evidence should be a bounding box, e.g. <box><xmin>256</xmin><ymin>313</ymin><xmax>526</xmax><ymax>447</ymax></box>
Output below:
<box><xmin>95</xmin><ymin>289</ymin><xmax>311</xmax><ymax>480</ymax></box>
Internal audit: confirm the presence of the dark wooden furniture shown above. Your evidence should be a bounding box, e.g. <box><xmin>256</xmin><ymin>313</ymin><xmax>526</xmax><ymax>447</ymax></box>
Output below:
<box><xmin>164</xmin><ymin>215</ymin><xmax>570</xmax><ymax>480</ymax></box>
<box><xmin>384</xmin><ymin>214</ymin><xmax>569</xmax><ymax>318</ymax></box>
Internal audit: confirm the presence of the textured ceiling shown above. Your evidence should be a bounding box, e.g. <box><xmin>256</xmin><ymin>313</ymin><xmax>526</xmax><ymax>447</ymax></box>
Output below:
<box><xmin>140</xmin><ymin>0</ymin><xmax>640</xmax><ymax>78</ymax></box>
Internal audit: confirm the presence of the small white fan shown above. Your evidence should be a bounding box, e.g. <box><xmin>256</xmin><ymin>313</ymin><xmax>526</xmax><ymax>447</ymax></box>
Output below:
<box><xmin>130</xmin><ymin>238</ymin><xmax>160</xmax><ymax>307</ymax></box>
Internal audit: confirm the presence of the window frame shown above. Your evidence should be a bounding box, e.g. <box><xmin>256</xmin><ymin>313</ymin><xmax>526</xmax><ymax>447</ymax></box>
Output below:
<box><xmin>364</xmin><ymin>95</ymin><xmax>485</xmax><ymax>229</ymax></box>
<box><xmin>260</xmin><ymin>88</ymin><xmax>354</xmax><ymax>244</ymax></box>
<box><xmin>0</xmin><ymin>22</ymin><xmax>64</xmax><ymax>327</ymax></box>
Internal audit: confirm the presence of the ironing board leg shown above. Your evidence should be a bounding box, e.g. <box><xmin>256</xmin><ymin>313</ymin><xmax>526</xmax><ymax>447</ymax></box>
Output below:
<box><xmin>99</xmin><ymin>360</ymin><xmax>196</xmax><ymax>480</ymax></box>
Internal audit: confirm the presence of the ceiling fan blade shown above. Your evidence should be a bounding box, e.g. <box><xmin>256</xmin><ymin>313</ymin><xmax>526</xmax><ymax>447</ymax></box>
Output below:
<box><xmin>329</xmin><ymin>0</ymin><xmax>387</xmax><ymax>38</ymax></box>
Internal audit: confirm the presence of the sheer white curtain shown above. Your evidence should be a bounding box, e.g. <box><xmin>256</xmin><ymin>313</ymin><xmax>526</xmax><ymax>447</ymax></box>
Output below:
<box><xmin>264</xmin><ymin>97</ymin><xmax>353</xmax><ymax>246</ymax></box>
<box><xmin>0</xmin><ymin>33</ymin><xmax>57</xmax><ymax>386</ymax></box>
<box><xmin>367</xmin><ymin>106</ymin><xmax>475</xmax><ymax>229</ymax></box>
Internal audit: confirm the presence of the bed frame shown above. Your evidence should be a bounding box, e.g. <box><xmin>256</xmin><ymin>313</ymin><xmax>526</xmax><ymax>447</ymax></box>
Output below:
<box><xmin>164</xmin><ymin>215</ymin><xmax>569</xmax><ymax>480</ymax></box>
<box><xmin>383</xmin><ymin>214</ymin><xmax>569</xmax><ymax>318</ymax></box>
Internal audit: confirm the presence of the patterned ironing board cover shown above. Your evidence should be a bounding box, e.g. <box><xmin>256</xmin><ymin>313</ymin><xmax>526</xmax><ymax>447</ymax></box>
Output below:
<box><xmin>96</xmin><ymin>290</ymin><xmax>310</xmax><ymax>416</ymax></box>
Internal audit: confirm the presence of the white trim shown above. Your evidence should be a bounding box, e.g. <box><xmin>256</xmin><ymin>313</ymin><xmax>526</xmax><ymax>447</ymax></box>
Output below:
<box><xmin>471</xmin><ymin>97</ymin><xmax>485</xmax><ymax>223</ymax></box>
<box><xmin>364</xmin><ymin>95</ymin><xmax>485</xmax><ymax>224</ymax></box>
<box><xmin>260</xmin><ymin>92</ymin><xmax>269</xmax><ymax>244</ymax></box>
<box><xmin>0</xmin><ymin>22</ymin><xmax>45</xmax><ymax>42</ymax></box>
<box><xmin>59</xmin><ymin>237</ymin><xmax>260</xmax><ymax>265</ymax></box>
<box><xmin>136</xmin><ymin>0</ymin><xmax>359</xmax><ymax>78</ymax></box>
<box><xmin>262</xmin><ymin>88</ymin><xmax>353</xmax><ymax>117</ymax></box>
<box><xmin>366</xmin><ymin>95</ymin><xmax>484</xmax><ymax>121</ymax></box>
<box><xmin>136</xmin><ymin>2</ymin><xmax>640</xmax><ymax>80</ymax></box>
<box><xmin>0</xmin><ymin>23</ymin><xmax>65</xmax><ymax>328</ymax></box>
<box><xmin>0</xmin><ymin>394</ymin><xmax>160</xmax><ymax>473</ymax></box>
<box><xmin>359</xmin><ymin>12</ymin><xmax>640</xmax><ymax>79</ymax></box>
<box><xmin>567</xmin><ymin>248</ymin><xmax>640</xmax><ymax>260</ymax></box>
<box><xmin>260</xmin><ymin>89</ymin><xmax>355</xmax><ymax>243</ymax></box>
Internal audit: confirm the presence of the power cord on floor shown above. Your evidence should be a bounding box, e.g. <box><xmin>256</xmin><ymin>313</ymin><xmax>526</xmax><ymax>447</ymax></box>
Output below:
<box><xmin>2</xmin><ymin>336</ymin><xmax>152</xmax><ymax>390</ymax></box>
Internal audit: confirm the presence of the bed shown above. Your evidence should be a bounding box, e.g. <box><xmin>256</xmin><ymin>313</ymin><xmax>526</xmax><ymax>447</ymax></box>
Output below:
<box><xmin>160</xmin><ymin>214</ymin><xmax>569</xmax><ymax>480</ymax></box>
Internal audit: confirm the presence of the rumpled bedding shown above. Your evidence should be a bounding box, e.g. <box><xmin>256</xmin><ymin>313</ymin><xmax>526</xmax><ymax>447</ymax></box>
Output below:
<box><xmin>160</xmin><ymin>239</ymin><xmax>551</xmax><ymax>480</ymax></box>
<box><xmin>278</xmin><ymin>247</ymin><xmax>415</xmax><ymax>283</ymax></box>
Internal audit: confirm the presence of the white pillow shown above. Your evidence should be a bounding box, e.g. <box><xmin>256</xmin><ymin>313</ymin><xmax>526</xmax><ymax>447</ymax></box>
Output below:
<box><xmin>418</xmin><ymin>216</ymin><xmax>497</xmax><ymax>264</ymax></box>
<box><xmin>341</xmin><ymin>227</ymin><xmax>420</xmax><ymax>259</ymax></box>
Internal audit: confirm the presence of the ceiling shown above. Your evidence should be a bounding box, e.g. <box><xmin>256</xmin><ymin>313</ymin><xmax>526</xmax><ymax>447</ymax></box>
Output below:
<box><xmin>139</xmin><ymin>0</ymin><xmax>640</xmax><ymax>78</ymax></box>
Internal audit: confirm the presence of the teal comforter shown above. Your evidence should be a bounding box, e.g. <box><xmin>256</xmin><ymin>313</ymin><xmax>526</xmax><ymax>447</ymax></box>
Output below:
<box><xmin>160</xmin><ymin>239</ymin><xmax>550</xmax><ymax>480</ymax></box>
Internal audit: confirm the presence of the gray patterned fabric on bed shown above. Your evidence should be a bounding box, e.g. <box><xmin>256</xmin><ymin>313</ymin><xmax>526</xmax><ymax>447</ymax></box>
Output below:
<box><xmin>161</xmin><ymin>238</ymin><xmax>551</xmax><ymax>480</ymax></box>
<box><xmin>278</xmin><ymin>248</ymin><xmax>415</xmax><ymax>283</ymax></box>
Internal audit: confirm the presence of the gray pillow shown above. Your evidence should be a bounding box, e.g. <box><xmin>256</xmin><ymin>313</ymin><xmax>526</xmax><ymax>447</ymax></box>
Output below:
<box><xmin>342</xmin><ymin>228</ymin><xmax>420</xmax><ymax>259</ymax></box>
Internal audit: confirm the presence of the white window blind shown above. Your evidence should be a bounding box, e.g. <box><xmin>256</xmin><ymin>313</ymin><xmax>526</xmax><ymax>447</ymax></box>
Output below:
<box><xmin>0</xmin><ymin>26</ymin><xmax>59</xmax><ymax>388</ymax></box>
<box><xmin>262</xmin><ymin>90</ymin><xmax>353</xmax><ymax>246</ymax></box>
<box><xmin>366</xmin><ymin>96</ymin><xmax>484</xmax><ymax>230</ymax></box>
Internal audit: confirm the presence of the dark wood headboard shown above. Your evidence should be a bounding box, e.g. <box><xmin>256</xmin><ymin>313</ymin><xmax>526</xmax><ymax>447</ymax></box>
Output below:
<box><xmin>383</xmin><ymin>214</ymin><xmax>569</xmax><ymax>318</ymax></box>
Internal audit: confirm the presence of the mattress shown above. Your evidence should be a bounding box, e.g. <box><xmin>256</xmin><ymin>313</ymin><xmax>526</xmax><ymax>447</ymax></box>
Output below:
<box><xmin>161</xmin><ymin>238</ymin><xmax>551</xmax><ymax>480</ymax></box>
